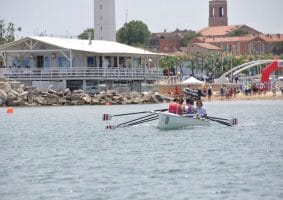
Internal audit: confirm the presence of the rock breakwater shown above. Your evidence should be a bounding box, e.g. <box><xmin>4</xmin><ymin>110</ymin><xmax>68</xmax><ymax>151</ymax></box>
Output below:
<box><xmin>0</xmin><ymin>78</ymin><xmax>171</xmax><ymax>106</ymax></box>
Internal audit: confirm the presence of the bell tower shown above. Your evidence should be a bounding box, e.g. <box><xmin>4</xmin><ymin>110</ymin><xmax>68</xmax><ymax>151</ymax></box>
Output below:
<box><xmin>209</xmin><ymin>0</ymin><xmax>228</xmax><ymax>27</ymax></box>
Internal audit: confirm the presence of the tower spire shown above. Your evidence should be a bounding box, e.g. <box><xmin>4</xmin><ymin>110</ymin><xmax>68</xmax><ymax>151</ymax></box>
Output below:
<box><xmin>209</xmin><ymin>0</ymin><xmax>228</xmax><ymax>27</ymax></box>
<box><xmin>94</xmin><ymin>0</ymin><xmax>116</xmax><ymax>41</ymax></box>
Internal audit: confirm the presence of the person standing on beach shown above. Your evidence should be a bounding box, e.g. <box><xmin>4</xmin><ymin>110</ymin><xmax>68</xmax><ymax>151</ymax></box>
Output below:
<box><xmin>271</xmin><ymin>83</ymin><xmax>277</xmax><ymax>96</ymax></box>
<box><xmin>220</xmin><ymin>86</ymin><xmax>225</xmax><ymax>100</ymax></box>
<box><xmin>208</xmin><ymin>86</ymin><xmax>212</xmax><ymax>100</ymax></box>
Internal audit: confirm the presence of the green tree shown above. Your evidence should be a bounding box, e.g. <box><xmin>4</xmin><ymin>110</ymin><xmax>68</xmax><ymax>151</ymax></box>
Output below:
<box><xmin>0</xmin><ymin>20</ymin><xmax>21</xmax><ymax>45</ymax></box>
<box><xmin>227</xmin><ymin>29</ymin><xmax>249</xmax><ymax>37</ymax></box>
<box><xmin>78</xmin><ymin>28</ymin><xmax>94</xmax><ymax>40</ymax></box>
<box><xmin>160</xmin><ymin>56</ymin><xmax>183</xmax><ymax>76</ymax></box>
<box><xmin>117</xmin><ymin>20</ymin><xmax>150</xmax><ymax>47</ymax></box>
<box><xmin>272</xmin><ymin>41</ymin><xmax>283</xmax><ymax>55</ymax></box>
<box><xmin>183</xmin><ymin>31</ymin><xmax>201</xmax><ymax>46</ymax></box>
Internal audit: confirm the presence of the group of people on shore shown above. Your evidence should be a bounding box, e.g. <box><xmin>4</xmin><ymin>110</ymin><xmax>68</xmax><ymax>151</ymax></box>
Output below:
<box><xmin>168</xmin><ymin>97</ymin><xmax>207</xmax><ymax>118</ymax></box>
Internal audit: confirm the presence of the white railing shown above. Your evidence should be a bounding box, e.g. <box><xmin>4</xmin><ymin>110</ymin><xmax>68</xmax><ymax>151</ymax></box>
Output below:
<box><xmin>0</xmin><ymin>67</ymin><xmax>163</xmax><ymax>81</ymax></box>
<box><xmin>158</xmin><ymin>76</ymin><xmax>182</xmax><ymax>84</ymax></box>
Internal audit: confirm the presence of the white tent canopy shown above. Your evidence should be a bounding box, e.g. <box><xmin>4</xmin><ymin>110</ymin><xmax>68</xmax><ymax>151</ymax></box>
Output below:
<box><xmin>181</xmin><ymin>76</ymin><xmax>204</xmax><ymax>85</ymax></box>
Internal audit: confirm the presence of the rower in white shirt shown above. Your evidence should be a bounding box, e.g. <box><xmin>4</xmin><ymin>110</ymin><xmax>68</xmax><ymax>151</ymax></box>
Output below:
<box><xmin>195</xmin><ymin>100</ymin><xmax>207</xmax><ymax>118</ymax></box>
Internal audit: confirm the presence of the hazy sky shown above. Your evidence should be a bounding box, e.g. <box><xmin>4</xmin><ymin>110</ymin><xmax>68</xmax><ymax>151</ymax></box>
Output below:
<box><xmin>1</xmin><ymin>0</ymin><xmax>283</xmax><ymax>38</ymax></box>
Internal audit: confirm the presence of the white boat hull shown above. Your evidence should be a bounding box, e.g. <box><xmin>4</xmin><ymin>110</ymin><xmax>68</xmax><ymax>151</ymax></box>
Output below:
<box><xmin>158</xmin><ymin>112</ymin><xmax>209</xmax><ymax>130</ymax></box>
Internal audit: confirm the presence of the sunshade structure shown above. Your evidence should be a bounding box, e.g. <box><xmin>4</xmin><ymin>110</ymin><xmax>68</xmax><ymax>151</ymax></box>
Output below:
<box><xmin>180</xmin><ymin>76</ymin><xmax>204</xmax><ymax>85</ymax></box>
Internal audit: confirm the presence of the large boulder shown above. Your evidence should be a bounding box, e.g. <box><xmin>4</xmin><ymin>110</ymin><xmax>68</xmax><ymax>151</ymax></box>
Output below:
<box><xmin>34</xmin><ymin>97</ymin><xmax>45</xmax><ymax>105</ymax></box>
<box><xmin>10</xmin><ymin>81</ymin><xmax>22</xmax><ymax>90</ymax></box>
<box><xmin>58</xmin><ymin>97</ymin><xmax>68</xmax><ymax>105</ymax></box>
<box><xmin>90</xmin><ymin>98</ymin><xmax>100</xmax><ymax>105</ymax></box>
<box><xmin>0</xmin><ymin>89</ymin><xmax>7</xmax><ymax>105</ymax></box>
<box><xmin>0</xmin><ymin>82</ymin><xmax>11</xmax><ymax>91</ymax></box>
<box><xmin>82</xmin><ymin>94</ymin><xmax>92</xmax><ymax>104</ymax></box>
<box><xmin>45</xmin><ymin>97</ymin><xmax>59</xmax><ymax>105</ymax></box>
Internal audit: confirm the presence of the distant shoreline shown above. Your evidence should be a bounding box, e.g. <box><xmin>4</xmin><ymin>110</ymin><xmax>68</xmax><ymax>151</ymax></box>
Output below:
<box><xmin>203</xmin><ymin>92</ymin><xmax>283</xmax><ymax>102</ymax></box>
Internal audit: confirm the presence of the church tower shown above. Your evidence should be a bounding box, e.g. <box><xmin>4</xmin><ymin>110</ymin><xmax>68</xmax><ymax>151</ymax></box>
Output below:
<box><xmin>94</xmin><ymin>0</ymin><xmax>116</xmax><ymax>41</ymax></box>
<box><xmin>209</xmin><ymin>0</ymin><xmax>228</xmax><ymax>27</ymax></box>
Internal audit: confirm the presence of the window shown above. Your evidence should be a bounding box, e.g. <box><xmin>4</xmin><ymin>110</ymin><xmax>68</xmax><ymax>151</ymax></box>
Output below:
<box><xmin>87</xmin><ymin>56</ymin><xmax>96</xmax><ymax>67</ymax></box>
<box><xmin>57</xmin><ymin>57</ymin><xmax>70</xmax><ymax>68</ymax></box>
<box><xmin>219</xmin><ymin>7</ymin><xmax>224</xmax><ymax>17</ymax></box>
<box><xmin>37</xmin><ymin>56</ymin><xmax>44</xmax><ymax>68</ymax></box>
<box><xmin>22</xmin><ymin>57</ymin><xmax>30</xmax><ymax>68</ymax></box>
<box><xmin>44</xmin><ymin>56</ymin><xmax>50</xmax><ymax>68</ymax></box>
<box><xmin>100</xmin><ymin>4</ymin><xmax>102</xmax><ymax>9</ymax></box>
<box><xmin>211</xmin><ymin>8</ymin><xmax>215</xmax><ymax>17</ymax></box>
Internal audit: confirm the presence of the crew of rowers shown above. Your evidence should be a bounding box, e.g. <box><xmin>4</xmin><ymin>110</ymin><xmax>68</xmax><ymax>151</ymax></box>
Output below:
<box><xmin>168</xmin><ymin>98</ymin><xmax>207</xmax><ymax>118</ymax></box>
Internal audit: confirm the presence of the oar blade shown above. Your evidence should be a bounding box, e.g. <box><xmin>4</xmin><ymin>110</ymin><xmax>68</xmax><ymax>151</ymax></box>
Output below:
<box><xmin>230</xmin><ymin>118</ymin><xmax>238</xmax><ymax>126</ymax></box>
<box><xmin>106</xmin><ymin>125</ymin><xmax>117</xmax><ymax>130</ymax></box>
<box><xmin>102</xmin><ymin>114</ymin><xmax>112</xmax><ymax>121</ymax></box>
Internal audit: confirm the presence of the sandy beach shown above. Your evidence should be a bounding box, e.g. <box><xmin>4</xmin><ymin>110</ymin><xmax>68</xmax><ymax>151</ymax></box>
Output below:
<box><xmin>204</xmin><ymin>91</ymin><xmax>283</xmax><ymax>102</ymax></box>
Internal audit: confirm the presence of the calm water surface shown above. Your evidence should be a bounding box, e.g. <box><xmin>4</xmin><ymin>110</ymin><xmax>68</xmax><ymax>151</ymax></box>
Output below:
<box><xmin>0</xmin><ymin>100</ymin><xmax>283</xmax><ymax>200</ymax></box>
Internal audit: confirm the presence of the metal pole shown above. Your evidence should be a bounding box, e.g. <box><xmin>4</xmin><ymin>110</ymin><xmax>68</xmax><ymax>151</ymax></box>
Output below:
<box><xmin>70</xmin><ymin>50</ymin><xmax>73</xmax><ymax>68</ymax></box>
<box><xmin>0</xmin><ymin>23</ymin><xmax>3</xmax><ymax>45</ymax></box>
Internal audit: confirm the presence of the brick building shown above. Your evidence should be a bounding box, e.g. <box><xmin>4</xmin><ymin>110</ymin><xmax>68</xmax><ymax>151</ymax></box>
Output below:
<box><xmin>186</xmin><ymin>42</ymin><xmax>221</xmax><ymax>54</ymax></box>
<box><xmin>150</xmin><ymin>30</ymin><xmax>187</xmax><ymax>53</ymax></box>
<box><xmin>188</xmin><ymin>0</ymin><xmax>283</xmax><ymax>55</ymax></box>
<box><xmin>150</xmin><ymin>0</ymin><xmax>283</xmax><ymax>55</ymax></box>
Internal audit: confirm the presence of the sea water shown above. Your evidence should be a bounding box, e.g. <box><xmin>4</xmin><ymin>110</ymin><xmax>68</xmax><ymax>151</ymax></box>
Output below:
<box><xmin>0</xmin><ymin>100</ymin><xmax>283</xmax><ymax>200</ymax></box>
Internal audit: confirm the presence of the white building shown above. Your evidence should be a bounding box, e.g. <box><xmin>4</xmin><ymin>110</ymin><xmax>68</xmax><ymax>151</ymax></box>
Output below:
<box><xmin>0</xmin><ymin>36</ymin><xmax>162</xmax><ymax>91</ymax></box>
<box><xmin>94</xmin><ymin>0</ymin><xmax>116</xmax><ymax>41</ymax></box>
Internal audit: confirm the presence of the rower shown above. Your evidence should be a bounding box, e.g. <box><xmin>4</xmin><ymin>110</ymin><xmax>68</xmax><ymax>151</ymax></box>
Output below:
<box><xmin>184</xmin><ymin>98</ymin><xmax>196</xmax><ymax>114</ymax></box>
<box><xmin>195</xmin><ymin>100</ymin><xmax>207</xmax><ymax>118</ymax></box>
<box><xmin>168</xmin><ymin>98</ymin><xmax>178</xmax><ymax>114</ymax></box>
<box><xmin>177</xmin><ymin>98</ymin><xmax>184</xmax><ymax>115</ymax></box>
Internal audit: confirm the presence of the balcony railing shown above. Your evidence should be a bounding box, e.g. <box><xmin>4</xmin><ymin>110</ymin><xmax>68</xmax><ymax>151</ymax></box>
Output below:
<box><xmin>0</xmin><ymin>67</ymin><xmax>163</xmax><ymax>81</ymax></box>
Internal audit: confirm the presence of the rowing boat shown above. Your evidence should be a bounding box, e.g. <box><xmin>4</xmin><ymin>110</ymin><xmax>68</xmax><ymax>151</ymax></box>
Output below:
<box><xmin>158</xmin><ymin>112</ymin><xmax>209</xmax><ymax>130</ymax></box>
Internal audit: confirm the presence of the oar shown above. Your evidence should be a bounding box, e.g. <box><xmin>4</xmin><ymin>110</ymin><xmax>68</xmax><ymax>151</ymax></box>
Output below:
<box><xmin>207</xmin><ymin>116</ymin><xmax>230</xmax><ymax>121</ymax></box>
<box><xmin>103</xmin><ymin>109</ymin><xmax>167</xmax><ymax>121</ymax></box>
<box><xmin>106</xmin><ymin>113</ymin><xmax>158</xmax><ymax>130</ymax></box>
<box><xmin>117</xmin><ymin>113</ymin><xmax>158</xmax><ymax>127</ymax></box>
<box><xmin>207</xmin><ymin>117</ymin><xmax>238</xmax><ymax>127</ymax></box>
<box><xmin>122</xmin><ymin>115</ymin><xmax>159</xmax><ymax>127</ymax></box>
<box><xmin>208</xmin><ymin>118</ymin><xmax>232</xmax><ymax>126</ymax></box>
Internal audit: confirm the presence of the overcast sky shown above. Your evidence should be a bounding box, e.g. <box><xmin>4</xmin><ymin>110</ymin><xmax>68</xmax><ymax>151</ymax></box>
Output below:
<box><xmin>1</xmin><ymin>0</ymin><xmax>283</xmax><ymax>38</ymax></box>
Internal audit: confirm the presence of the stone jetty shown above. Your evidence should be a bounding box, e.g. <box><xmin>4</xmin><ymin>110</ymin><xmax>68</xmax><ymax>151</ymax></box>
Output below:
<box><xmin>0</xmin><ymin>78</ymin><xmax>171</xmax><ymax>106</ymax></box>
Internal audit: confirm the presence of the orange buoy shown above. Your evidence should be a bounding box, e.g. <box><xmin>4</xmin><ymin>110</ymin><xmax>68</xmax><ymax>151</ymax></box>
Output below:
<box><xmin>105</xmin><ymin>102</ymin><xmax>111</xmax><ymax>106</ymax></box>
<box><xmin>7</xmin><ymin>107</ymin><xmax>14</xmax><ymax>114</ymax></box>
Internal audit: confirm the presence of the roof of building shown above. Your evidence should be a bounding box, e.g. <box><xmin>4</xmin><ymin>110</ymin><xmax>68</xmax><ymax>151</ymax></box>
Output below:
<box><xmin>196</xmin><ymin>35</ymin><xmax>256</xmax><ymax>43</ymax></box>
<box><xmin>199</xmin><ymin>25</ymin><xmax>241</xmax><ymax>36</ymax></box>
<box><xmin>194</xmin><ymin>34</ymin><xmax>283</xmax><ymax>43</ymax></box>
<box><xmin>0</xmin><ymin>36</ymin><xmax>161</xmax><ymax>56</ymax></box>
<box><xmin>198</xmin><ymin>24</ymin><xmax>261</xmax><ymax>37</ymax></box>
<box><xmin>260</xmin><ymin>34</ymin><xmax>283</xmax><ymax>42</ymax></box>
<box><xmin>151</xmin><ymin>30</ymin><xmax>188</xmax><ymax>40</ymax></box>
<box><xmin>191</xmin><ymin>43</ymin><xmax>221</xmax><ymax>50</ymax></box>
